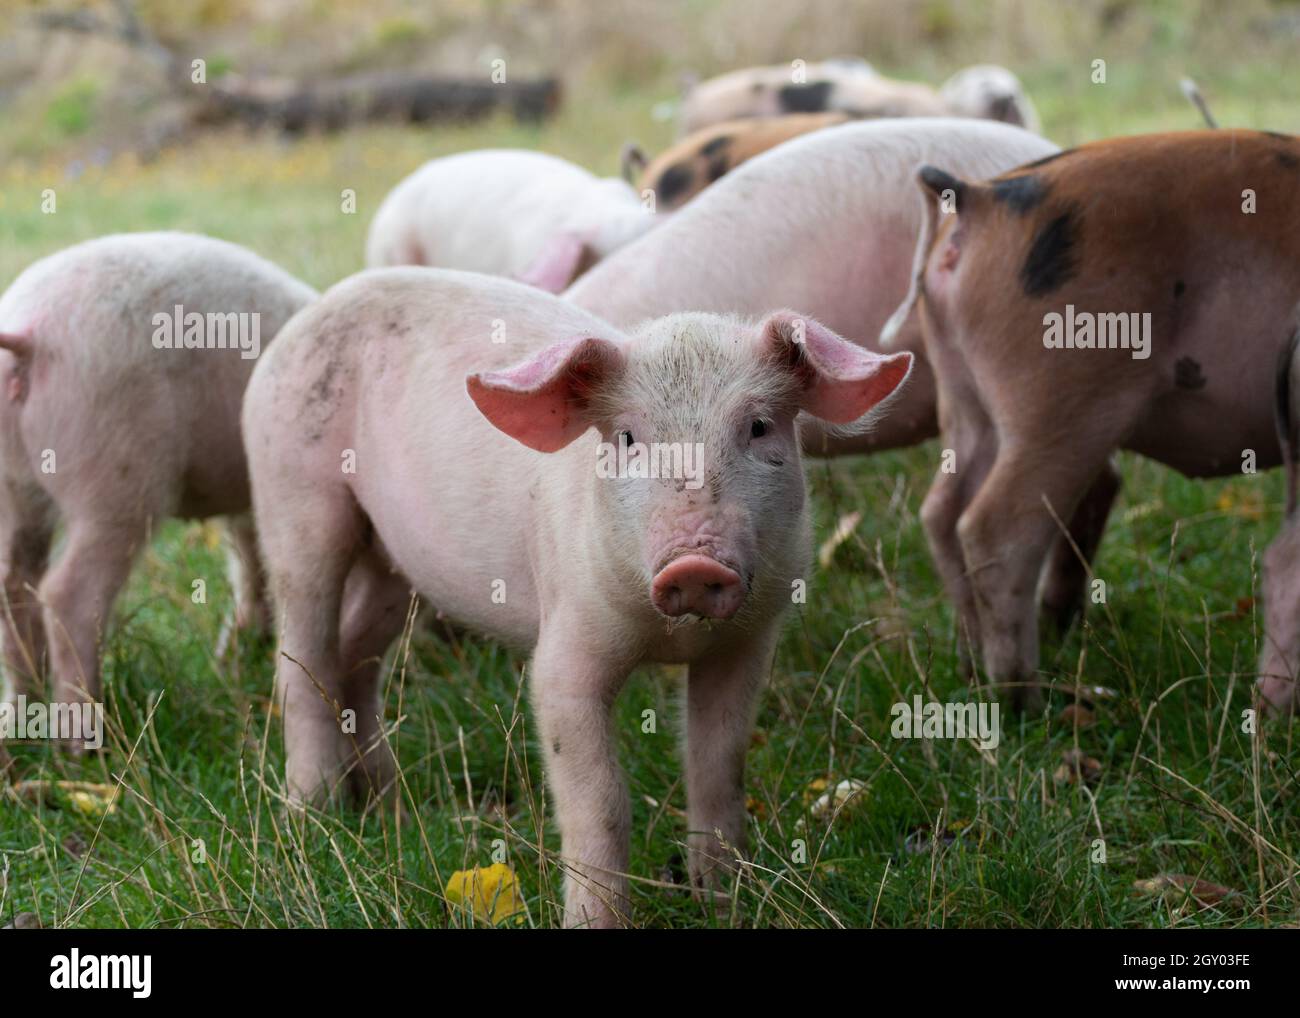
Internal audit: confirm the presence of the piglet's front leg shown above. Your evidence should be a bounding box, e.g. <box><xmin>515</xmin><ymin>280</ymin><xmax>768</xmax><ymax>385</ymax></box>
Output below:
<box><xmin>684</xmin><ymin>632</ymin><xmax>775</xmax><ymax>904</ymax></box>
<box><xmin>531</xmin><ymin>624</ymin><xmax>632</xmax><ymax>928</ymax></box>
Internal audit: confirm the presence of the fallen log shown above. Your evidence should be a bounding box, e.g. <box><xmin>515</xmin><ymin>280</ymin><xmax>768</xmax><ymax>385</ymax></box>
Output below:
<box><xmin>35</xmin><ymin>1</ymin><xmax>562</xmax><ymax>136</ymax></box>
<box><xmin>198</xmin><ymin>71</ymin><xmax>563</xmax><ymax>133</ymax></box>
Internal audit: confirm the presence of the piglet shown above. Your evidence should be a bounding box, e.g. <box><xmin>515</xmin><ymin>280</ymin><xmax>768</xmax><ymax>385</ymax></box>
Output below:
<box><xmin>622</xmin><ymin>112</ymin><xmax>851</xmax><ymax>212</ymax></box>
<box><xmin>896</xmin><ymin>130</ymin><xmax>1300</xmax><ymax>712</ymax></box>
<box><xmin>678</xmin><ymin>59</ymin><xmax>882</xmax><ymax>134</ymax></box>
<box><xmin>364</xmin><ymin>149</ymin><xmax>658</xmax><ymax>292</ymax></box>
<box><xmin>243</xmin><ymin>267</ymin><xmax>911</xmax><ymax>927</ymax></box>
<box><xmin>0</xmin><ymin>232</ymin><xmax>316</xmax><ymax>713</ymax></box>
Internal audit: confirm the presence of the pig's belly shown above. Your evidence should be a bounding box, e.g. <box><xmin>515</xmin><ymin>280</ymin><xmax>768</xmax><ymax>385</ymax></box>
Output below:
<box><xmin>1126</xmin><ymin>303</ymin><xmax>1290</xmax><ymax>478</ymax></box>
<box><xmin>360</xmin><ymin>480</ymin><xmax>542</xmax><ymax>651</ymax></box>
<box><xmin>1127</xmin><ymin>391</ymin><xmax>1281</xmax><ymax>478</ymax></box>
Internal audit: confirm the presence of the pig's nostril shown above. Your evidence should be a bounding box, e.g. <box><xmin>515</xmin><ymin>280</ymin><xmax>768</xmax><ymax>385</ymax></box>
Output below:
<box><xmin>651</xmin><ymin>554</ymin><xmax>745</xmax><ymax>621</ymax></box>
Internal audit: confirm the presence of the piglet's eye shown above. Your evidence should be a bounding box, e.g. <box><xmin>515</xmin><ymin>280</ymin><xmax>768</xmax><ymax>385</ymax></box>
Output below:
<box><xmin>619</xmin><ymin>430</ymin><xmax>635</xmax><ymax>446</ymax></box>
<box><xmin>750</xmin><ymin>419</ymin><xmax>767</xmax><ymax>439</ymax></box>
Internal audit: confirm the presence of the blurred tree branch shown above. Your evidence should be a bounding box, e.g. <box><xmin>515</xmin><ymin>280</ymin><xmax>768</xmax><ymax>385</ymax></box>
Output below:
<box><xmin>35</xmin><ymin>0</ymin><xmax>179</xmax><ymax>73</ymax></box>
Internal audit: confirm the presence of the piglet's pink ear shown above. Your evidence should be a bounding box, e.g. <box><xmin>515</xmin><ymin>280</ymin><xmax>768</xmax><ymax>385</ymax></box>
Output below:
<box><xmin>516</xmin><ymin>232</ymin><xmax>596</xmax><ymax>294</ymax></box>
<box><xmin>762</xmin><ymin>311</ymin><xmax>913</xmax><ymax>424</ymax></box>
<box><xmin>467</xmin><ymin>335</ymin><xmax>624</xmax><ymax>453</ymax></box>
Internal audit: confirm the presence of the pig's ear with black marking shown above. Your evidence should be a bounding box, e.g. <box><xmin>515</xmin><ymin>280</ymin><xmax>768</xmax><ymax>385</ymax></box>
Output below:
<box><xmin>879</xmin><ymin>165</ymin><xmax>986</xmax><ymax>350</ymax></box>
<box><xmin>763</xmin><ymin>311</ymin><xmax>912</xmax><ymax>424</ymax></box>
<box><xmin>467</xmin><ymin>334</ymin><xmax>625</xmax><ymax>453</ymax></box>
<box><xmin>917</xmin><ymin>164</ymin><xmax>996</xmax><ymax>217</ymax></box>
<box><xmin>918</xmin><ymin>165</ymin><xmax>966</xmax><ymax>210</ymax></box>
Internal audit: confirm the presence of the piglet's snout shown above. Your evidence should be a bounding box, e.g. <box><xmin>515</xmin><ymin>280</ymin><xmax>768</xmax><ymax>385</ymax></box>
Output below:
<box><xmin>651</xmin><ymin>554</ymin><xmax>745</xmax><ymax>620</ymax></box>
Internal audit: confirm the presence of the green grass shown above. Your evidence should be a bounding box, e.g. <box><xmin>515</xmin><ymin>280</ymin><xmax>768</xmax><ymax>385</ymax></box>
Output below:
<box><xmin>44</xmin><ymin>78</ymin><xmax>100</xmax><ymax>139</ymax></box>
<box><xmin>1</xmin><ymin>57</ymin><xmax>1299</xmax><ymax>929</ymax></box>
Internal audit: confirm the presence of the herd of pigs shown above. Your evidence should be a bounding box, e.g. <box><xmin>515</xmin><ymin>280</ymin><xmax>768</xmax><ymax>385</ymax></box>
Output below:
<box><xmin>1</xmin><ymin>57</ymin><xmax>1297</xmax><ymax>927</ymax></box>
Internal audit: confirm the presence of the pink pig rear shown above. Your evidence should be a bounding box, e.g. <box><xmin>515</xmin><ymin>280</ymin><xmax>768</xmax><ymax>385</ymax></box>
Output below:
<box><xmin>364</xmin><ymin>149</ymin><xmax>659</xmax><ymax>293</ymax></box>
<box><xmin>0</xmin><ymin>231</ymin><xmax>316</xmax><ymax>713</ymax></box>
<box><xmin>244</xmin><ymin>266</ymin><xmax>910</xmax><ymax>927</ymax></box>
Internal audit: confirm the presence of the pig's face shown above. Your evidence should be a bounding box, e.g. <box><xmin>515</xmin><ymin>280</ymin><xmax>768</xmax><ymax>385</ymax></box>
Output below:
<box><xmin>586</xmin><ymin>314</ymin><xmax>811</xmax><ymax>623</ymax></box>
<box><xmin>467</xmin><ymin>310</ymin><xmax>913</xmax><ymax>624</ymax></box>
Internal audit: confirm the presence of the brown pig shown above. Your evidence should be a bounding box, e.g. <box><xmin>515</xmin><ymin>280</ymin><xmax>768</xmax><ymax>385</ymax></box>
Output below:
<box><xmin>891</xmin><ymin>130</ymin><xmax>1300</xmax><ymax>711</ymax></box>
<box><xmin>622</xmin><ymin>112</ymin><xmax>851</xmax><ymax>212</ymax></box>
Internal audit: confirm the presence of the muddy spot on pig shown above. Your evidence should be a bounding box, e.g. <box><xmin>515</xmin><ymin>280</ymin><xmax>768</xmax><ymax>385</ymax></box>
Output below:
<box><xmin>1175</xmin><ymin>356</ymin><xmax>1206</xmax><ymax>390</ymax></box>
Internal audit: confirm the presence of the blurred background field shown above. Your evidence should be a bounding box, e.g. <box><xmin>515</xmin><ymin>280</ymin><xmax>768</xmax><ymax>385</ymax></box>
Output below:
<box><xmin>4</xmin><ymin>0</ymin><xmax>1300</xmax><ymax>280</ymax></box>
<box><xmin>0</xmin><ymin>0</ymin><xmax>1297</xmax><ymax>929</ymax></box>
<box><xmin>4</xmin><ymin>0</ymin><xmax>1300</xmax><ymax>279</ymax></box>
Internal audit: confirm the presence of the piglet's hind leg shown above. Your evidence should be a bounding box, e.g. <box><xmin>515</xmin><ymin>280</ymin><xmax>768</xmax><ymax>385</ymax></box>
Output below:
<box><xmin>267</xmin><ymin>491</ymin><xmax>367</xmax><ymax>807</ymax></box>
<box><xmin>958</xmin><ymin>439</ymin><xmax>1116</xmax><ymax>713</ymax></box>
<box><xmin>40</xmin><ymin>514</ymin><xmax>146</xmax><ymax>712</ymax></box>
<box><xmin>0</xmin><ymin>502</ymin><xmax>53</xmax><ymax>705</ymax></box>
<box><xmin>337</xmin><ymin>546</ymin><xmax>414</xmax><ymax>806</ymax></box>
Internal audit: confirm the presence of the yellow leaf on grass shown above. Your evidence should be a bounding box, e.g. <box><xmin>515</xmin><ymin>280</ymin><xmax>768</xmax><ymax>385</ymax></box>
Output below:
<box><xmin>1216</xmin><ymin>488</ymin><xmax>1263</xmax><ymax>520</ymax></box>
<box><xmin>9</xmin><ymin>780</ymin><xmax>118</xmax><ymax>816</ymax></box>
<box><xmin>802</xmin><ymin>777</ymin><xmax>829</xmax><ymax>801</ymax></box>
<box><xmin>67</xmin><ymin>786</ymin><xmax>118</xmax><ymax>817</ymax></box>
<box><xmin>199</xmin><ymin>521</ymin><xmax>224</xmax><ymax>551</ymax></box>
<box><xmin>798</xmin><ymin>778</ymin><xmax>868</xmax><ymax>828</ymax></box>
<box><xmin>445</xmin><ymin>863</ymin><xmax>524</xmax><ymax>924</ymax></box>
<box><xmin>808</xmin><ymin>778</ymin><xmax>868</xmax><ymax>819</ymax></box>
